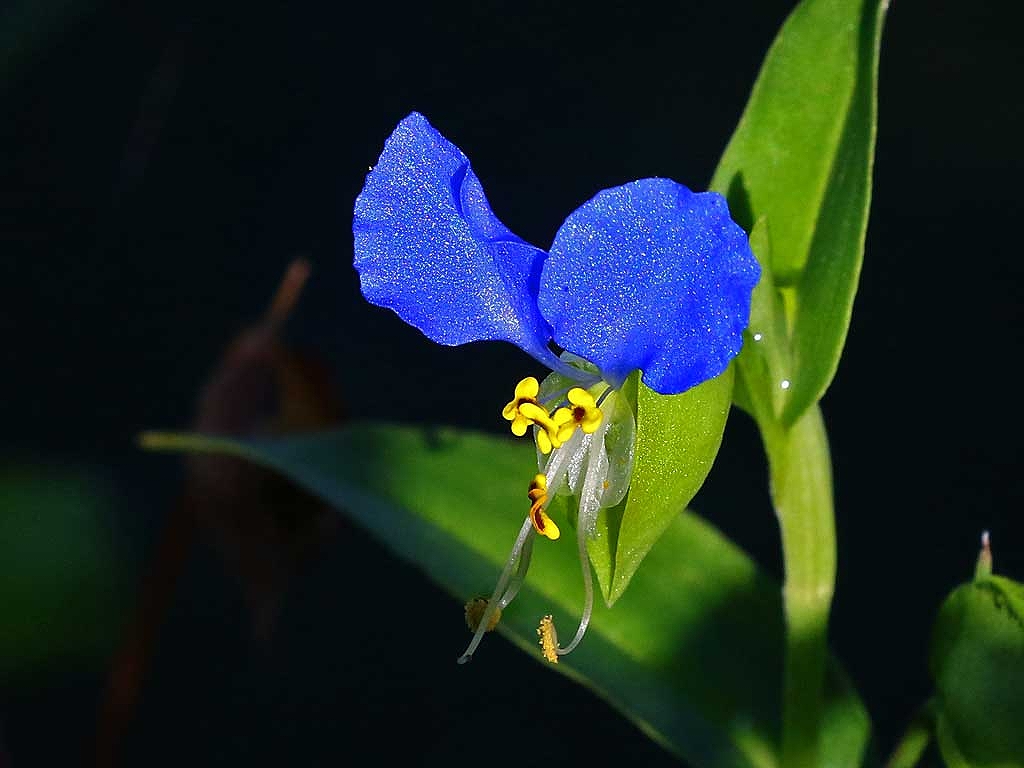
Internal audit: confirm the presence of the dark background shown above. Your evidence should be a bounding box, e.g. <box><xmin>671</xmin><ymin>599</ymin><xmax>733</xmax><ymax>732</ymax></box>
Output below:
<box><xmin>2</xmin><ymin>0</ymin><xmax>1022</xmax><ymax>765</ymax></box>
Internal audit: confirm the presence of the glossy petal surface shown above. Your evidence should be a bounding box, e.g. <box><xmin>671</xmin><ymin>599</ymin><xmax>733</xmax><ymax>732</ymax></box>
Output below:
<box><xmin>540</xmin><ymin>179</ymin><xmax>760</xmax><ymax>394</ymax></box>
<box><xmin>353</xmin><ymin>113</ymin><xmax>560</xmax><ymax>368</ymax></box>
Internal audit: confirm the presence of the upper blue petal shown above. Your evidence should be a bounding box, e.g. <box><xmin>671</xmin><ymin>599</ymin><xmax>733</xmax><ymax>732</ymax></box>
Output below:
<box><xmin>538</xmin><ymin>178</ymin><xmax>760</xmax><ymax>394</ymax></box>
<box><xmin>353</xmin><ymin>113</ymin><xmax>562</xmax><ymax>369</ymax></box>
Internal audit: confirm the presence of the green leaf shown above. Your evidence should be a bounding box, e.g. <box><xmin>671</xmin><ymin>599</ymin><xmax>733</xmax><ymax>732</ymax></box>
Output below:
<box><xmin>929</xmin><ymin>573</ymin><xmax>1024</xmax><ymax>768</ymax></box>
<box><xmin>734</xmin><ymin>217</ymin><xmax>794</xmax><ymax>425</ymax></box>
<box><xmin>710</xmin><ymin>0</ymin><xmax>887</xmax><ymax>425</ymax></box>
<box><xmin>597</xmin><ymin>368</ymin><xmax>734</xmax><ymax>605</ymax></box>
<box><xmin>141</xmin><ymin>423</ymin><xmax>870</xmax><ymax>768</ymax></box>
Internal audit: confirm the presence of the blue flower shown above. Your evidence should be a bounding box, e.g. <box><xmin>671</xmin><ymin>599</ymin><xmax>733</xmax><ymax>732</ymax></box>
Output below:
<box><xmin>353</xmin><ymin>112</ymin><xmax>759</xmax><ymax>663</ymax></box>
<box><xmin>354</xmin><ymin>112</ymin><xmax>758</xmax><ymax>394</ymax></box>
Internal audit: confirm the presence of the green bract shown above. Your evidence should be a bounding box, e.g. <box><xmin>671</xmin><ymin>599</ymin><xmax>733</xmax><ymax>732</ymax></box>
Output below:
<box><xmin>535</xmin><ymin>368</ymin><xmax>732</xmax><ymax>605</ymax></box>
<box><xmin>930</xmin><ymin>571</ymin><xmax>1024</xmax><ymax>767</ymax></box>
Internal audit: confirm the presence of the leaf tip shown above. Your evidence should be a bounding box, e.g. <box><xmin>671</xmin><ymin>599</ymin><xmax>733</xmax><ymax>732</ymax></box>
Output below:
<box><xmin>974</xmin><ymin>530</ymin><xmax>993</xmax><ymax>580</ymax></box>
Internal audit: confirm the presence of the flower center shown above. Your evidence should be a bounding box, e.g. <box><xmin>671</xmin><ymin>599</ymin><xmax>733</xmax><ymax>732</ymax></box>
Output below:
<box><xmin>501</xmin><ymin>377</ymin><xmax>605</xmax><ymax>455</ymax></box>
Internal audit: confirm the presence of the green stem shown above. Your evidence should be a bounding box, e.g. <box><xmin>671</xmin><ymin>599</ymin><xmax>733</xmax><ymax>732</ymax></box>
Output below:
<box><xmin>762</xmin><ymin>404</ymin><xmax>836</xmax><ymax>768</ymax></box>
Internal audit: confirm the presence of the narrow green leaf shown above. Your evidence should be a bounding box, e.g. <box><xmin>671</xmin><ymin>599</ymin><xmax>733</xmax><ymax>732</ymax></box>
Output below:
<box><xmin>711</xmin><ymin>0</ymin><xmax>874</xmax><ymax>281</ymax></box>
<box><xmin>141</xmin><ymin>424</ymin><xmax>870</xmax><ymax>768</ymax></box>
<box><xmin>929</xmin><ymin>573</ymin><xmax>1024</xmax><ymax>768</ymax></box>
<box><xmin>781</xmin><ymin>0</ymin><xmax>887</xmax><ymax>425</ymax></box>
<box><xmin>710</xmin><ymin>0</ymin><xmax>887</xmax><ymax>425</ymax></box>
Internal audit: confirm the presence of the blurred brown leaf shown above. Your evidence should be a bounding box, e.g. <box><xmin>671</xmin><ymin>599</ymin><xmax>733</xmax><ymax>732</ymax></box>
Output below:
<box><xmin>187</xmin><ymin>258</ymin><xmax>344</xmax><ymax>639</ymax></box>
<box><xmin>97</xmin><ymin>259</ymin><xmax>343</xmax><ymax>767</ymax></box>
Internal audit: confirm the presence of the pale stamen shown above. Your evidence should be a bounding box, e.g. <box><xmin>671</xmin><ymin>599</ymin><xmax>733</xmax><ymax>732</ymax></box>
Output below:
<box><xmin>556</xmin><ymin>521</ymin><xmax>595</xmax><ymax>656</ymax></box>
<box><xmin>458</xmin><ymin>430</ymin><xmax>583</xmax><ymax>663</ymax></box>
<box><xmin>498</xmin><ymin>531</ymin><xmax>535</xmax><ymax>608</ymax></box>
<box><xmin>555</xmin><ymin>405</ymin><xmax>611</xmax><ymax>657</ymax></box>
<box><xmin>457</xmin><ymin>517</ymin><xmax>535</xmax><ymax>665</ymax></box>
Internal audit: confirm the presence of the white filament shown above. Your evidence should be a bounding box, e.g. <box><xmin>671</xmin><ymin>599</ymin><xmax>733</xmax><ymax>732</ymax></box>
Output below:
<box><xmin>557</xmin><ymin>408</ymin><xmax>612</xmax><ymax>655</ymax></box>
<box><xmin>456</xmin><ymin>430</ymin><xmax>584</xmax><ymax>664</ymax></box>
<box><xmin>457</xmin><ymin>517</ymin><xmax>535</xmax><ymax>664</ymax></box>
<box><xmin>498</xmin><ymin>531</ymin><xmax>535</xmax><ymax>608</ymax></box>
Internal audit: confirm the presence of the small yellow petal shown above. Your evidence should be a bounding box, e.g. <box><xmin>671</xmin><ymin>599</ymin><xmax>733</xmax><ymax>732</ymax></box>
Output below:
<box><xmin>501</xmin><ymin>400</ymin><xmax>519</xmax><ymax>420</ymax></box>
<box><xmin>510</xmin><ymin>416</ymin><xmax>529</xmax><ymax>437</ymax></box>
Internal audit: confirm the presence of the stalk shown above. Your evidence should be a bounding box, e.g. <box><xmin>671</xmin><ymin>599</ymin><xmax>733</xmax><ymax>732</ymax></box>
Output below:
<box><xmin>762</xmin><ymin>404</ymin><xmax>836</xmax><ymax>767</ymax></box>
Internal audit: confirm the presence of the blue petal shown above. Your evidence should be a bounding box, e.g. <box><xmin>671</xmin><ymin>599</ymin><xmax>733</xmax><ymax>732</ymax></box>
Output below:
<box><xmin>539</xmin><ymin>179</ymin><xmax>760</xmax><ymax>394</ymax></box>
<box><xmin>353</xmin><ymin>113</ymin><xmax>562</xmax><ymax>369</ymax></box>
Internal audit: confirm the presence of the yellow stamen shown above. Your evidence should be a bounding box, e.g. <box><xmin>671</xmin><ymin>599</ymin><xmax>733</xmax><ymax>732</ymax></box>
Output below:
<box><xmin>502</xmin><ymin>377</ymin><xmax>565</xmax><ymax>453</ymax></box>
<box><xmin>537</xmin><ymin>615</ymin><xmax>559</xmax><ymax>663</ymax></box>
<box><xmin>552</xmin><ymin>387</ymin><xmax>603</xmax><ymax>443</ymax></box>
<box><xmin>500</xmin><ymin>378</ymin><xmax>605</xmax><ymax>455</ymax></box>
<box><xmin>527</xmin><ymin>474</ymin><xmax>559</xmax><ymax>540</ymax></box>
<box><xmin>519</xmin><ymin>402</ymin><xmax>563</xmax><ymax>455</ymax></box>
<box><xmin>536</xmin><ymin>428</ymin><xmax>554</xmax><ymax>455</ymax></box>
<box><xmin>531</xmin><ymin>507</ymin><xmax>560</xmax><ymax>540</ymax></box>
<box><xmin>501</xmin><ymin>376</ymin><xmax>541</xmax><ymax>437</ymax></box>
<box><xmin>568</xmin><ymin>388</ymin><xmax>603</xmax><ymax>433</ymax></box>
<box><xmin>527</xmin><ymin>473</ymin><xmax>547</xmax><ymax>502</ymax></box>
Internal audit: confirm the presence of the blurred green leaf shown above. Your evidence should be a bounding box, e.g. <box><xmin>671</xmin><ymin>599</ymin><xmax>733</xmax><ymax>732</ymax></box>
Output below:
<box><xmin>710</xmin><ymin>0</ymin><xmax>886</xmax><ymax>425</ymax></box>
<box><xmin>142</xmin><ymin>424</ymin><xmax>870</xmax><ymax>768</ymax></box>
<box><xmin>0</xmin><ymin>466</ymin><xmax>121</xmax><ymax>681</ymax></box>
<box><xmin>930</xmin><ymin>572</ymin><xmax>1024</xmax><ymax>768</ymax></box>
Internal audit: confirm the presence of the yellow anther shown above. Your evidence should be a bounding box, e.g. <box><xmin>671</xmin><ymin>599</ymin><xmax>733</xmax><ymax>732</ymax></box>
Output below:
<box><xmin>552</xmin><ymin>387</ymin><xmax>603</xmax><ymax>444</ymax></box>
<box><xmin>537</xmin><ymin>615</ymin><xmax>559</xmax><ymax>663</ymax></box>
<box><xmin>502</xmin><ymin>376</ymin><xmax>541</xmax><ymax>437</ymax></box>
<box><xmin>532</xmin><ymin>508</ymin><xmax>560</xmax><ymax>540</ymax></box>
<box><xmin>519</xmin><ymin>402</ymin><xmax>563</xmax><ymax>455</ymax></box>
<box><xmin>568</xmin><ymin>388</ymin><xmax>603</xmax><ymax>431</ymax></box>
<box><xmin>535</xmin><ymin>426</ymin><xmax>556</xmax><ymax>455</ymax></box>
<box><xmin>500</xmin><ymin>378</ymin><xmax>604</xmax><ymax>455</ymax></box>
<box><xmin>502</xmin><ymin>377</ymin><xmax>565</xmax><ymax>453</ymax></box>
<box><xmin>527</xmin><ymin>473</ymin><xmax>559</xmax><ymax>540</ymax></box>
<box><xmin>527</xmin><ymin>473</ymin><xmax>547</xmax><ymax>503</ymax></box>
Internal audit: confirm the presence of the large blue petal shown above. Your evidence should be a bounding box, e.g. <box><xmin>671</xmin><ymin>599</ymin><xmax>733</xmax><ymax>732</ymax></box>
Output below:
<box><xmin>353</xmin><ymin>113</ymin><xmax>562</xmax><ymax>370</ymax></box>
<box><xmin>539</xmin><ymin>179</ymin><xmax>760</xmax><ymax>394</ymax></box>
